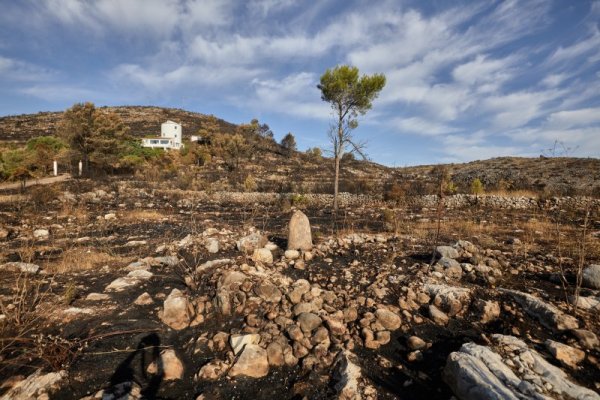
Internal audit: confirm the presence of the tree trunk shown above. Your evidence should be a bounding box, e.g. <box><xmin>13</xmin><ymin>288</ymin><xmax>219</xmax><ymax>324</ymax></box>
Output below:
<box><xmin>334</xmin><ymin>154</ymin><xmax>340</xmax><ymax>212</ymax></box>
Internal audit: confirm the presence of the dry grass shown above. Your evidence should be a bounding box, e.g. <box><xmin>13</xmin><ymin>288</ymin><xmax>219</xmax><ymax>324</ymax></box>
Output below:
<box><xmin>484</xmin><ymin>189</ymin><xmax>539</xmax><ymax>198</ymax></box>
<box><xmin>46</xmin><ymin>247</ymin><xmax>131</xmax><ymax>274</ymax></box>
<box><xmin>119</xmin><ymin>209</ymin><xmax>168</xmax><ymax>222</ymax></box>
<box><xmin>58</xmin><ymin>202</ymin><xmax>89</xmax><ymax>223</ymax></box>
<box><xmin>0</xmin><ymin>194</ymin><xmax>27</xmax><ymax>204</ymax></box>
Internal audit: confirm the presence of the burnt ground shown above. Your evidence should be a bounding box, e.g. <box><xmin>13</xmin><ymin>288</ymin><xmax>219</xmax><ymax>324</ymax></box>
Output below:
<box><xmin>0</xmin><ymin>179</ymin><xmax>599</xmax><ymax>399</ymax></box>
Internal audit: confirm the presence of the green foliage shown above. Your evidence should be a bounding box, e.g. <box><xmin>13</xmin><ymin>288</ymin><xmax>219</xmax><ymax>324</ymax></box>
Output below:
<box><xmin>446</xmin><ymin>181</ymin><xmax>458</xmax><ymax>195</ymax></box>
<box><xmin>210</xmin><ymin>133</ymin><xmax>250</xmax><ymax>170</ymax></box>
<box><xmin>289</xmin><ymin>193</ymin><xmax>309</xmax><ymax>208</ymax></box>
<box><xmin>58</xmin><ymin>102</ymin><xmax>131</xmax><ymax>171</ymax></box>
<box><xmin>318</xmin><ymin>65</ymin><xmax>386</xmax><ymax>125</ymax></box>
<box><xmin>280</xmin><ymin>132</ymin><xmax>297</xmax><ymax>155</ymax></box>
<box><xmin>305</xmin><ymin>147</ymin><xmax>322</xmax><ymax>159</ymax></box>
<box><xmin>0</xmin><ymin>149</ymin><xmax>28</xmax><ymax>180</ymax></box>
<box><xmin>471</xmin><ymin>178</ymin><xmax>484</xmax><ymax>195</ymax></box>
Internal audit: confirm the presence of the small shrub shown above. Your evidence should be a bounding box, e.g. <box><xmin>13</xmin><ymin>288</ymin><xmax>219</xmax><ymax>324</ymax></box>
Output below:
<box><xmin>470</xmin><ymin>178</ymin><xmax>484</xmax><ymax>196</ymax></box>
<box><xmin>244</xmin><ymin>175</ymin><xmax>258</xmax><ymax>192</ymax></box>
<box><xmin>63</xmin><ymin>282</ymin><xmax>77</xmax><ymax>305</ymax></box>
<box><xmin>29</xmin><ymin>185</ymin><xmax>60</xmax><ymax>209</ymax></box>
<box><xmin>290</xmin><ymin>193</ymin><xmax>309</xmax><ymax>208</ymax></box>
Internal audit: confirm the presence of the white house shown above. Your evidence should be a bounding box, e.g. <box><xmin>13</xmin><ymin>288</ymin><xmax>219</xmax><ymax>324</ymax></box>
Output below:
<box><xmin>142</xmin><ymin>120</ymin><xmax>183</xmax><ymax>150</ymax></box>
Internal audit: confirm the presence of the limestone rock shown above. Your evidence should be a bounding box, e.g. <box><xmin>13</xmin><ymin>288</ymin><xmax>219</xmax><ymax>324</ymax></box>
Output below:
<box><xmin>134</xmin><ymin>292</ymin><xmax>153</xmax><ymax>305</ymax></box>
<box><xmin>1</xmin><ymin>262</ymin><xmax>40</xmax><ymax>274</ymax></box>
<box><xmin>266</xmin><ymin>342</ymin><xmax>285</xmax><ymax>366</ymax></box>
<box><xmin>297</xmin><ymin>312</ymin><xmax>322</xmax><ymax>333</ymax></box>
<box><xmin>582</xmin><ymin>264</ymin><xmax>600</xmax><ymax>290</ymax></box>
<box><xmin>444</xmin><ymin>335</ymin><xmax>600</xmax><ymax>400</ymax></box>
<box><xmin>230</xmin><ymin>333</ymin><xmax>261</xmax><ymax>355</ymax></box>
<box><xmin>197</xmin><ymin>360</ymin><xmax>228</xmax><ymax>381</ymax></box>
<box><xmin>499</xmin><ymin>288</ymin><xmax>578</xmax><ymax>331</ymax></box>
<box><xmin>159</xmin><ymin>289</ymin><xmax>194</xmax><ymax>330</ymax></box>
<box><xmin>436</xmin><ymin>245</ymin><xmax>459</xmax><ymax>259</ymax></box>
<box><xmin>33</xmin><ymin>229</ymin><xmax>49</xmax><ymax>240</ymax></box>
<box><xmin>147</xmin><ymin>349</ymin><xmax>184</xmax><ymax>380</ymax></box>
<box><xmin>237</xmin><ymin>232</ymin><xmax>267</xmax><ymax>254</ymax></box>
<box><xmin>571</xmin><ymin>329</ymin><xmax>599</xmax><ymax>350</ymax></box>
<box><xmin>332</xmin><ymin>351</ymin><xmax>363</xmax><ymax>400</ymax></box>
<box><xmin>429</xmin><ymin>305</ymin><xmax>449</xmax><ymax>325</ymax></box>
<box><xmin>374</xmin><ymin>309</ymin><xmax>401</xmax><ymax>330</ymax></box>
<box><xmin>545</xmin><ymin>340</ymin><xmax>586</xmax><ymax>368</ymax></box>
<box><xmin>254</xmin><ymin>281</ymin><xmax>282</xmax><ymax>303</ymax></box>
<box><xmin>252</xmin><ymin>248</ymin><xmax>273</xmax><ymax>265</ymax></box>
<box><xmin>475</xmin><ymin>299</ymin><xmax>500</xmax><ymax>324</ymax></box>
<box><xmin>228</xmin><ymin>344</ymin><xmax>269</xmax><ymax>378</ymax></box>
<box><xmin>407</xmin><ymin>336</ymin><xmax>427</xmax><ymax>351</ymax></box>
<box><xmin>287</xmin><ymin>210</ymin><xmax>312</xmax><ymax>251</ymax></box>
<box><xmin>284</xmin><ymin>249</ymin><xmax>300</xmax><ymax>260</ymax></box>
<box><xmin>0</xmin><ymin>369</ymin><xmax>66</xmax><ymax>400</ymax></box>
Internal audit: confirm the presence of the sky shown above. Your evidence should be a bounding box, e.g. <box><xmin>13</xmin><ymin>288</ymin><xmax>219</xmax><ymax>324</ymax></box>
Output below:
<box><xmin>0</xmin><ymin>0</ymin><xmax>599</xmax><ymax>166</ymax></box>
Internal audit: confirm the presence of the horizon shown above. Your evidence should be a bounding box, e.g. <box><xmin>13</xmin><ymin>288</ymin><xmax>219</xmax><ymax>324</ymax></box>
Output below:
<box><xmin>1</xmin><ymin>1</ymin><xmax>599</xmax><ymax>166</ymax></box>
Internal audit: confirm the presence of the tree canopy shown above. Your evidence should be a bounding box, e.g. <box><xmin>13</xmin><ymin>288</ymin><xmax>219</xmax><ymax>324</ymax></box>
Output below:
<box><xmin>317</xmin><ymin>65</ymin><xmax>386</xmax><ymax>211</ymax></box>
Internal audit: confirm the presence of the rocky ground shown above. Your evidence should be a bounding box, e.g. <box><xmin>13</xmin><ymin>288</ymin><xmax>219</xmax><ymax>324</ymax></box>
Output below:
<box><xmin>0</xmin><ymin>178</ymin><xmax>599</xmax><ymax>399</ymax></box>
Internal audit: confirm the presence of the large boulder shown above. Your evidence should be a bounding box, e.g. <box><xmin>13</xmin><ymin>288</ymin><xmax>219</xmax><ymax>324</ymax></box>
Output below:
<box><xmin>0</xmin><ymin>370</ymin><xmax>66</xmax><ymax>400</ymax></box>
<box><xmin>443</xmin><ymin>335</ymin><xmax>599</xmax><ymax>400</ymax></box>
<box><xmin>582</xmin><ymin>264</ymin><xmax>600</xmax><ymax>290</ymax></box>
<box><xmin>287</xmin><ymin>210</ymin><xmax>312</xmax><ymax>251</ymax></box>
<box><xmin>159</xmin><ymin>289</ymin><xmax>194</xmax><ymax>330</ymax></box>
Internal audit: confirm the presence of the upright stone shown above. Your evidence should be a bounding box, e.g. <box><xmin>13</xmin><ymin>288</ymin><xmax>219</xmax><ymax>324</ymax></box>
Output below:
<box><xmin>287</xmin><ymin>210</ymin><xmax>312</xmax><ymax>251</ymax></box>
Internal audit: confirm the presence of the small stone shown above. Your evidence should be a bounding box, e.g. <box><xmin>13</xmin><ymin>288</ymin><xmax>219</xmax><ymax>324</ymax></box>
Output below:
<box><xmin>33</xmin><ymin>229</ymin><xmax>49</xmax><ymax>240</ymax></box>
<box><xmin>297</xmin><ymin>312</ymin><xmax>322</xmax><ymax>333</ymax></box>
<box><xmin>254</xmin><ymin>281</ymin><xmax>282</xmax><ymax>303</ymax></box>
<box><xmin>205</xmin><ymin>238</ymin><xmax>219</xmax><ymax>254</ymax></box>
<box><xmin>134</xmin><ymin>292</ymin><xmax>154</xmax><ymax>305</ymax></box>
<box><xmin>375</xmin><ymin>309</ymin><xmax>401</xmax><ymax>330</ymax></box>
<box><xmin>252</xmin><ymin>248</ymin><xmax>273</xmax><ymax>265</ymax></box>
<box><xmin>197</xmin><ymin>360</ymin><xmax>227</xmax><ymax>380</ymax></box>
<box><xmin>407</xmin><ymin>350</ymin><xmax>423</xmax><ymax>362</ymax></box>
<box><xmin>267</xmin><ymin>342</ymin><xmax>285</xmax><ymax>366</ymax></box>
<box><xmin>475</xmin><ymin>299</ymin><xmax>500</xmax><ymax>324</ymax></box>
<box><xmin>325</xmin><ymin>317</ymin><xmax>347</xmax><ymax>336</ymax></box>
<box><xmin>86</xmin><ymin>293</ymin><xmax>110</xmax><ymax>301</ymax></box>
<box><xmin>285</xmin><ymin>250</ymin><xmax>300</xmax><ymax>260</ymax></box>
<box><xmin>407</xmin><ymin>336</ymin><xmax>427</xmax><ymax>351</ymax></box>
<box><xmin>429</xmin><ymin>305</ymin><xmax>449</xmax><ymax>325</ymax></box>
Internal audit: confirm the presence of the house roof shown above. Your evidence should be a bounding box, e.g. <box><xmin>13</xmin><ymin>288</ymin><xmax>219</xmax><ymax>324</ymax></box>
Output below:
<box><xmin>163</xmin><ymin>120</ymin><xmax>180</xmax><ymax>125</ymax></box>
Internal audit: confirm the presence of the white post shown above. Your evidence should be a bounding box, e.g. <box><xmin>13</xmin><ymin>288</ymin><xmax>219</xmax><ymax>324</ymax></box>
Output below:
<box><xmin>78</xmin><ymin>160</ymin><xmax>83</xmax><ymax>176</ymax></box>
<box><xmin>53</xmin><ymin>160</ymin><xmax>58</xmax><ymax>176</ymax></box>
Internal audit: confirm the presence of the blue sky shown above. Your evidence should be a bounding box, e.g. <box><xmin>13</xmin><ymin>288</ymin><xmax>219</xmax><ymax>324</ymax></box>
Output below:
<box><xmin>1</xmin><ymin>0</ymin><xmax>599</xmax><ymax>166</ymax></box>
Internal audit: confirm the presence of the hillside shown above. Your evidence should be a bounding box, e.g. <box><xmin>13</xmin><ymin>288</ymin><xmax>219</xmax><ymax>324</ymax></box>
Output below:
<box><xmin>0</xmin><ymin>106</ymin><xmax>237</xmax><ymax>142</ymax></box>
<box><xmin>0</xmin><ymin>106</ymin><xmax>598</xmax><ymax>196</ymax></box>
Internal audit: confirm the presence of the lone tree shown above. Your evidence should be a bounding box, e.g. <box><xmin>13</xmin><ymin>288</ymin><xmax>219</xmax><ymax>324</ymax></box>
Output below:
<box><xmin>280</xmin><ymin>132</ymin><xmax>297</xmax><ymax>155</ymax></box>
<box><xmin>318</xmin><ymin>65</ymin><xmax>385</xmax><ymax>211</ymax></box>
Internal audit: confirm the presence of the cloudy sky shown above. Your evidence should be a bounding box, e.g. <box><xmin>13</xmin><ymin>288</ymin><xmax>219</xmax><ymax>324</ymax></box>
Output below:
<box><xmin>1</xmin><ymin>0</ymin><xmax>599</xmax><ymax>165</ymax></box>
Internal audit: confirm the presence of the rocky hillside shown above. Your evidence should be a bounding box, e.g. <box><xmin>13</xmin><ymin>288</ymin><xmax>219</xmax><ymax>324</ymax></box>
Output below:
<box><xmin>0</xmin><ymin>107</ymin><xmax>598</xmax><ymax>196</ymax></box>
<box><xmin>0</xmin><ymin>106</ymin><xmax>237</xmax><ymax>142</ymax></box>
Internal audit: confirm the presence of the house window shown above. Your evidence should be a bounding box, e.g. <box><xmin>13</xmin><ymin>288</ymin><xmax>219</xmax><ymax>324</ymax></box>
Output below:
<box><xmin>150</xmin><ymin>139</ymin><xmax>159</xmax><ymax>144</ymax></box>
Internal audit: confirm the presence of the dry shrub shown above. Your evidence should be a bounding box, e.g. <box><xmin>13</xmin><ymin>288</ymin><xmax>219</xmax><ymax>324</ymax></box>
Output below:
<box><xmin>28</xmin><ymin>185</ymin><xmax>60</xmax><ymax>210</ymax></box>
<box><xmin>48</xmin><ymin>247</ymin><xmax>128</xmax><ymax>273</ymax></box>
<box><xmin>119</xmin><ymin>210</ymin><xmax>166</xmax><ymax>223</ymax></box>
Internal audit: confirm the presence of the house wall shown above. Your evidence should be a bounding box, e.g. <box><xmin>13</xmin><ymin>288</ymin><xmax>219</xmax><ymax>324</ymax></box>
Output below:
<box><xmin>161</xmin><ymin>121</ymin><xmax>182</xmax><ymax>148</ymax></box>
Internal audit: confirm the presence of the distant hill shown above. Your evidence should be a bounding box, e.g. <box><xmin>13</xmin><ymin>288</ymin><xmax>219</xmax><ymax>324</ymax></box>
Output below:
<box><xmin>0</xmin><ymin>106</ymin><xmax>237</xmax><ymax>142</ymax></box>
<box><xmin>0</xmin><ymin>106</ymin><xmax>598</xmax><ymax>196</ymax></box>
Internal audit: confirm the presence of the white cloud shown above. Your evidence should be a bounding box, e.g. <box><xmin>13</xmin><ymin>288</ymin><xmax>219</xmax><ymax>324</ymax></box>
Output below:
<box><xmin>549</xmin><ymin>28</ymin><xmax>600</xmax><ymax>64</ymax></box>
<box><xmin>540</xmin><ymin>73</ymin><xmax>568</xmax><ymax>88</ymax></box>
<box><xmin>19</xmin><ymin>84</ymin><xmax>97</xmax><ymax>101</ymax></box>
<box><xmin>0</xmin><ymin>56</ymin><xmax>54</xmax><ymax>81</ymax></box>
<box><xmin>392</xmin><ymin>117</ymin><xmax>459</xmax><ymax>136</ymax></box>
<box><xmin>484</xmin><ymin>89</ymin><xmax>564</xmax><ymax>129</ymax></box>
<box><xmin>546</xmin><ymin>107</ymin><xmax>600</xmax><ymax>129</ymax></box>
<box><xmin>249</xmin><ymin>72</ymin><xmax>330</xmax><ymax>119</ymax></box>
